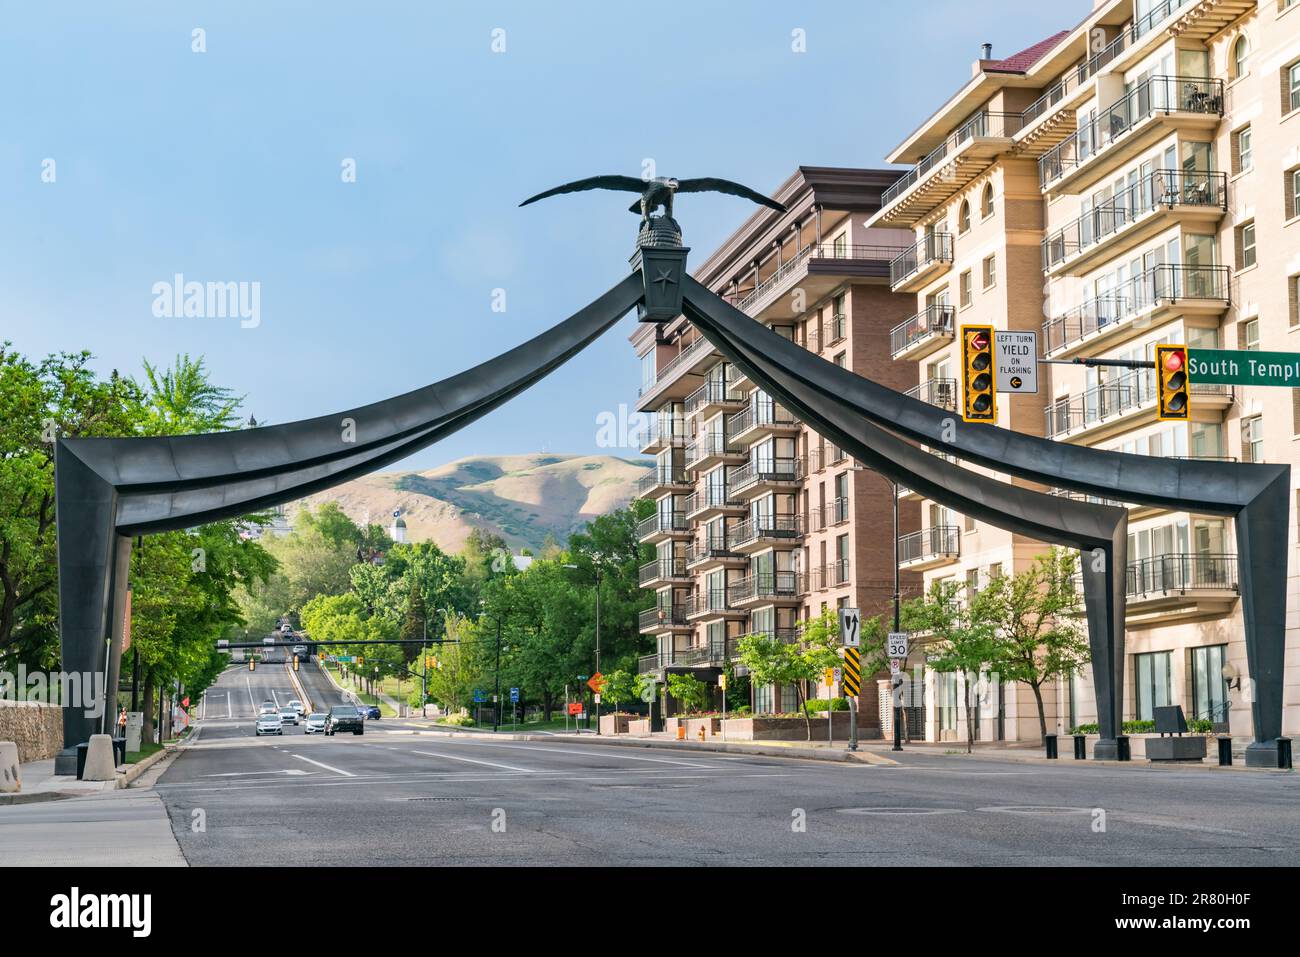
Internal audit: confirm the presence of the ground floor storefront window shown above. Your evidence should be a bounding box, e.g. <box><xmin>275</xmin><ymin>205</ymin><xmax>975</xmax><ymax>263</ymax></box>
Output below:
<box><xmin>1133</xmin><ymin>650</ymin><xmax>1173</xmax><ymax>721</ymax></box>
<box><xmin>1190</xmin><ymin>644</ymin><xmax>1230</xmax><ymax>729</ymax></box>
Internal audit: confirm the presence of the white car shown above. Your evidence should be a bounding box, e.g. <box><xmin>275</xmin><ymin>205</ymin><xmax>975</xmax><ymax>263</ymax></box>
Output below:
<box><xmin>286</xmin><ymin>699</ymin><xmax>305</xmax><ymax>717</ymax></box>
<box><xmin>258</xmin><ymin>701</ymin><xmax>277</xmax><ymax>715</ymax></box>
<box><xmin>278</xmin><ymin>706</ymin><xmax>299</xmax><ymax>726</ymax></box>
<box><xmin>303</xmin><ymin>713</ymin><xmax>327</xmax><ymax>734</ymax></box>
<box><xmin>255</xmin><ymin>713</ymin><xmax>283</xmax><ymax>736</ymax></box>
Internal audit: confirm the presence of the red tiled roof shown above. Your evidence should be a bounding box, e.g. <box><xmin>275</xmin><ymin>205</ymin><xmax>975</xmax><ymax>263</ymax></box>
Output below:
<box><xmin>985</xmin><ymin>30</ymin><xmax>1070</xmax><ymax>74</ymax></box>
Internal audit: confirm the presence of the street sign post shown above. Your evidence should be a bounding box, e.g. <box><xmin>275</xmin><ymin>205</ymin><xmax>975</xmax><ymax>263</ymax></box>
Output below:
<box><xmin>994</xmin><ymin>330</ymin><xmax>1038</xmax><ymax>393</ymax></box>
<box><xmin>887</xmin><ymin>632</ymin><xmax>909</xmax><ymax>754</ymax></box>
<box><xmin>838</xmin><ymin>607</ymin><xmax>861</xmax><ymax>647</ymax></box>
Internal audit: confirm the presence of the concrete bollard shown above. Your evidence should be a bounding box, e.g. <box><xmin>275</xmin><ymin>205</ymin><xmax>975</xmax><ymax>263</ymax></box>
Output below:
<box><xmin>0</xmin><ymin>741</ymin><xmax>20</xmax><ymax>793</ymax></box>
<box><xmin>81</xmin><ymin>734</ymin><xmax>117</xmax><ymax>782</ymax></box>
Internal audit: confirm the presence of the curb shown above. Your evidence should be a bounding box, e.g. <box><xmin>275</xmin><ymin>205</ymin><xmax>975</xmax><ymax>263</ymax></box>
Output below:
<box><xmin>286</xmin><ymin>660</ymin><xmax>314</xmax><ymax>714</ymax></box>
<box><xmin>535</xmin><ymin>733</ymin><xmax>897</xmax><ymax>765</ymax></box>
<box><xmin>118</xmin><ymin>731</ymin><xmax>194</xmax><ymax>788</ymax></box>
<box><xmin>0</xmin><ymin>790</ymin><xmax>70</xmax><ymax>806</ymax></box>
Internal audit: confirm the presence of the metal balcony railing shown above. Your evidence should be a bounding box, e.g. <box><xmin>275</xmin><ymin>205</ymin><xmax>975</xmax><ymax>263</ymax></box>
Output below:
<box><xmin>725</xmin><ymin>398</ymin><xmax>798</xmax><ymax>438</ymax></box>
<box><xmin>806</xmin><ymin>325</ymin><xmax>821</xmax><ymax>353</ymax></box>
<box><xmin>890</xmin><ymin>304</ymin><xmax>955</xmax><ymax>357</ymax></box>
<box><xmin>1041</xmin><ymin>169</ymin><xmax>1227</xmax><ymax>270</ymax></box>
<box><xmin>824</xmin><ymin>313</ymin><xmax>847</xmax><ymax>346</ymax></box>
<box><xmin>641</xmin><ymin>413</ymin><xmax>686</xmax><ymax>448</ymax></box>
<box><xmin>638</xmin><ymin>652</ymin><xmax>666</xmax><ymax>674</ymax></box>
<box><xmin>1039</xmin><ymin>77</ymin><xmax>1224</xmax><ymax>189</ymax></box>
<box><xmin>685</xmin><ymin>380</ymin><xmax>743</xmax><ymax>415</ymax></box>
<box><xmin>686</xmin><ymin>485</ymin><xmax>740</xmax><ymax>515</ymax></box>
<box><xmin>889</xmin><ymin>233</ymin><xmax>954</xmax><ymax>287</ymax></box>
<box><xmin>685</xmin><ymin>432</ymin><xmax>743</xmax><ymax>467</ymax></box>
<box><xmin>688</xmin><ymin>587</ymin><xmax>734</xmax><ymax>617</ymax></box>
<box><xmin>727</xmin><ymin>570</ymin><xmax>804</xmax><ymax>604</ymax></box>
<box><xmin>730</xmin><ymin>513</ymin><xmax>804</xmax><ymax>548</ymax></box>
<box><xmin>731</xmin><ymin>243</ymin><xmax>908</xmax><ymax>314</ymax></box>
<box><xmin>906</xmin><ymin>377</ymin><xmax>958</xmax><ymax>412</ymax></box>
<box><xmin>639</xmin><ymin>336</ymin><xmax>713</xmax><ymax>399</ymax></box>
<box><xmin>637</xmin><ymin>510</ymin><xmax>688</xmax><ymax>537</ymax></box>
<box><xmin>639</xmin><ymin>557</ymin><xmax>687</xmax><ymax>585</ymax></box>
<box><xmin>687</xmin><ymin>533</ymin><xmax>740</xmax><ymax>565</ymax></box>
<box><xmin>899</xmin><ymin>526</ymin><xmax>960</xmax><ymax>564</ymax></box>
<box><xmin>727</xmin><ymin>456</ymin><xmax>804</xmax><ymax>496</ymax></box>
<box><xmin>881</xmin><ymin>112</ymin><xmax>1024</xmax><ymax>207</ymax></box>
<box><xmin>828</xmin><ymin>558</ymin><xmax>850</xmax><ymax>587</ymax></box>
<box><xmin>1044</xmin><ymin>371</ymin><xmax>1232</xmax><ymax>438</ymax></box>
<box><xmin>1126</xmin><ymin>553</ymin><xmax>1238</xmax><ymax>596</ymax></box>
<box><xmin>1042</xmin><ymin>264</ymin><xmax>1230</xmax><ymax>354</ymax></box>
<box><xmin>636</xmin><ymin>467</ymin><xmax>688</xmax><ymax>497</ymax></box>
<box><xmin>639</xmin><ymin>604</ymin><xmax>687</xmax><ymax>630</ymax></box>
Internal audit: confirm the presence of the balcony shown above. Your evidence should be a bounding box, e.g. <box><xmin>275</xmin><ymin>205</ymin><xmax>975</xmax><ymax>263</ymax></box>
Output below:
<box><xmin>824</xmin><ymin>313</ymin><xmax>847</xmax><ymax>348</ymax></box>
<box><xmin>727</xmin><ymin>456</ymin><xmax>804</xmax><ymax>499</ymax></box>
<box><xmin>685</xmin><ymin>431</ymin><xmax>745</xmax><ymax>471</ymax></box>
<box><xmin>806</xmin><ymin>324</ymin><xmax>821</xmax><ymax>354</ymax></box>
<box><xmin>685</xmin><ymin>484</ymin><xmax>744</xmax><ymax>521</ymax></box>
<box><xmin>1042</xmin><ymin>264</ymin><xmax>1230</xmax><ymax>359</ymax></box>
<box><xmin>637</xmin><ymin>510</ymin><xmax>690</xmax><ymax>544</ymax></box>
<box><xmin>685</xmin><ymin>379</ymin><xmax>744</xmax><ymax>419</ymax></box>
<box><xmin>637</xmin><ymin>336</ymin><xmax>717</xmax><ymax>409</ymax></box>
<box><xmin>726</xmin><ymin>399</ymin><xmax>800</xmax><ymax>445</ymax></box>
<box><xmin>636</xmin><ymin>466</ymin><xmax>691</xmax><ymax>499</ymax></box>
<box><xmin>730</xmin><ymin>514</ymin><xmax>804</xmax><ymax>552</ymax></box>
<box><xmin>639</xmin><ymin>604</ymin><xmax>690</xmax><ymax>633</ymax></box>
<box><xmin>686</xmin><ymin>532</ymin><xmax>746</xmax><ymax>571</ymax></box>
<box><xmin>639</xmin><ymin>413</ymin><xmax>686</xmax><ymax>455</ymax></box>
<box><xmin>639</xmin><ymin>556</ymin><xmax>689</xmax><ymax>588</ymax></box>
<box><xmin>727</xmin><ymin>570</ymin><xmax>805</xmax><ymax>607</ymax></box>
<box><xmin>899</xmin><ymin>526</ymin><xmax>960</xmax><ymax>570</ymax></box>
<box><xmin>906</xmin><ymin>377</ymin><xmax>958</xmax><ymax>412</ymax></box>
<box><xmin>638</xmin><ymin>652</ymin><xmax>666</xmax><ymax>674</ymax></box>
<box><xmin>1071</xmin><ymin>552</ymin><xmax>1239</xmax><ymax>625</ymax></box>
<box><xmin>889</xmin><ymin>233</ymin><xmax>954</xmax><ymax>292</ymax></box>
<box><xmin>890</xmin><ymin>304</ymin><xmax>955</xmax><ymax>361</ymax></box>
<box><xmin>1044</xmin><ymin>371</ymin><xmax>1234</xmax><ymax>442</ymax></box>
<box><xmin>876</xmin><ymin>113</ymin><xmax>1024</xmax><ymax>227</ymax></box>
<box><xmin>727</xmin><ymin>242</ymin><xmax>907</xmax><ymax>321</ymax></box>
<box><xmin>808</xmin><ymin>497</ymin><xmax>850</xmax><ymax>533</ymax></box>
<box><xmin>1039</xmin><ymin>76</ymin><xmax>1224</xmax><ymax>194</ymax></box>
<box><xmin>686</xmin><ymin>587</ymin><xmax>745</xmax><ymax>621</ymax></box>
<box><xmin>1041</xmin><ymin>170</ymin><xmax>1227</xmax><ymax>276</ymax></box>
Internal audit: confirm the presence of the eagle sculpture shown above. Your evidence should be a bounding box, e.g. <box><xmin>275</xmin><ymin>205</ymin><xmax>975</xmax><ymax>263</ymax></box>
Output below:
<box><xmin>520</xmin><ymin>175</ymin><xmax>787</xmax><ymax>226</ymax></box>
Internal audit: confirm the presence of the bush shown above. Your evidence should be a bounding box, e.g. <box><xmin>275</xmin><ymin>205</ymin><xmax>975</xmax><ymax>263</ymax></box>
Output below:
<box><xmin>437</xmin><ymin>714</ymin><xmax>475</xmax><ymax>727</ymax></box>
<box><xmin>1069</xmin><ymin>718</ymin><xmax>1215</xmax><ymax>736</ymax></box>
<box><xmin>804</xmin><ymin>697</ymin><xmax>850</xmax><ymax>714</ymax></box>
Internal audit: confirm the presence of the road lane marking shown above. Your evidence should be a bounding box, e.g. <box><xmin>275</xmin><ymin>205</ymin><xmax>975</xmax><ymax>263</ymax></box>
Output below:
<box><xmin>410</xmin><ymin>749</ymin><xmax>537</xmax><ymax>773</ymax></box>
<box><xmin>226</xmin><ymin>691</ymin><xmax>232</xmax><ymax>719</ymax></box>
<box><xmin>245</xmin><ymin>679</ymin><xmax>256</xmax><ymax>712</ymax></box>
<box><xmin>204</xmin><ymin>769</ymin><xmax>316</xmax><ymax>778</ymax></box>
<box><xmin>289</xmin><ymin>753</ymin><xmax>356</xmax><ymax>776</ymax></box>
<box><xmin>443</xmin><ymin>742</ymin><xmax>722</xmax><ymax>768</ymax></box>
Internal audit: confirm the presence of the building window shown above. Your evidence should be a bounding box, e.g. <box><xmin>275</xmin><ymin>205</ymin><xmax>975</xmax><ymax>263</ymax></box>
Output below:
<box><xmin>1242</xmin><ymin>318</ymin><xmax>1259</xmax><ymax>351</ymax></box>
<box><xmin>981</xmin><ymin>183</ymin><xmax>994</xmax><ymax>218</ymax></box>
<box><xmin>1287</xmin><ymin>60</ymin><xmax>1300</xmax><ymax>113</ymax></box>
<box><xmin>832</xmin><ymin>232</ymin><xmax>847</xmax><ymax>258</ymax></box>
<box><xmin>1191</xmin><ymin>645</ymin><xmax>1230</xmax><ymax>727</ymax></box>
<box><xmin>1287</xmin><ymin>168</ymin><xmax>1300</xmax><ymax>220</ymax></box>
<box><xmin>1241</xmin><ymin>415</ymin><xmax>1263</xmax><ymax>463</ymax></box>
<box><xmin>938</xmin><ymin>672</ymin><xmax>958</xmax><ymax>730</ymax></box>
<box><xmin>959</xmin><ymin>270</ymin><xmax>972</xmax><ymax>307</ymax></box>
<box><xmin>958</xmin><ymin>200</ymin><xmax>971</xmax><ymax>233</ymax></box>
<box><xmin>1237</xmin><ymin>221</ymin><xmax>1256</xmax><ymax>268</ymax></box>
<box><xmin>1291</xmin><ymin>275</ymin><xmax>1300</xmax><ymax>327</ymax></box>
<box><xmin>982</xmin><ymin>254</ymin><xmax>996</xmax><ymax>289</ymax></box>
<box><xmin>1233</xmin><ymin>126</ymin><xmax>1252</xmax><ymax>174</ymax></box>
<box><xmin>1133</xmin><ymin>651</ymin><xmax>1172</xmax><ymax>722</ymax></box>
<box><xmin>1232</xmin><ymin>35</ymin><xmax>1249</xmax><ymax>78</ymax></box>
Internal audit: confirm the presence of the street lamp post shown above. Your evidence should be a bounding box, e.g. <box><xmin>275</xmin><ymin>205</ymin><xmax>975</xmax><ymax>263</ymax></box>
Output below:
<box><xmin>892</xmin><ymin>483</ymin><xmax>903</xmax><ymax>753</ymax></box>
<box><xmin>564</xmin><ymin>559</ymin><xmax>604</xmax><ymax>734</ymax></box>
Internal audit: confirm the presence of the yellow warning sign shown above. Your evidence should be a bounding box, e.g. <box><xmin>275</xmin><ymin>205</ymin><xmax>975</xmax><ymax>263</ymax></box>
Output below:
<box><xmin>841</xmin><ymin>647</ymin><xmax>861</xmax><ymax>697</ymax></box>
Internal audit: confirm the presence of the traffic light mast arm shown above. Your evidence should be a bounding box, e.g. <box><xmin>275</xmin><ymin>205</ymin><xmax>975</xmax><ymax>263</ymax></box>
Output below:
<box><xmin>1039</xmin><ymin>357</ymin><xmax>1152</xmax><ymax>369</ymax></box>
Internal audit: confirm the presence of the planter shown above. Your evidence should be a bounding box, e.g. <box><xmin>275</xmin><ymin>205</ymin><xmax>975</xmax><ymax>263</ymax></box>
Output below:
<box><xmin>683</xmin><ymin>717</ymin><xmax>722</xmax><ymax>739</ymax></box>
<box><xmin>627</xmin><ymin>719</ymin><xmax>653</xmax><ymax>736</ymax></box>
<box><xmin>599</xmin><ymin>714</ymin><xmax>633</xmax><ymax>736</ymax></box>
<box><xmin>721</xmin><ymin>713</ymin><xmax>880</xmax><ymax>741</ymax></box>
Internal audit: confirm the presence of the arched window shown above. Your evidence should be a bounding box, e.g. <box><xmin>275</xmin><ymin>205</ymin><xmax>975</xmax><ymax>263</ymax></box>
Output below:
<box><xmin>981</xmin><ymin>183</ymin><xmax>994</xmax><ymax>218</ymax></box>
<box><xmin>1233</xmin><ymin>35</ymin><xmax>1249</xmax><ymax>78</ymax></box>
<box><xmin>958</xmin><ymin>200</ymin><xmax>971</xmax><ymax>233</ymax></box>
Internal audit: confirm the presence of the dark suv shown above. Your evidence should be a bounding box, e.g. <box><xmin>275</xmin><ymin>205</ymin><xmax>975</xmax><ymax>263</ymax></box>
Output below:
<box><xmin>326</xmin><ymin>705</ymin><xmax>364</xmax><ymax>736</ymax></box>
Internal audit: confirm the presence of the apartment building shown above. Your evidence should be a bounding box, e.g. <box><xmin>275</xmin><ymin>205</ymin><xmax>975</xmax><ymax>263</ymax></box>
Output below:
<box><xmin>867</xmin><ymin>0</ymin><xmax>1300</xmax><ymax>743</ymax></box>
<box><xmin>630</xmin><ymin>167</ymin><xmax>919</xmax><ymax>728</ymax></box>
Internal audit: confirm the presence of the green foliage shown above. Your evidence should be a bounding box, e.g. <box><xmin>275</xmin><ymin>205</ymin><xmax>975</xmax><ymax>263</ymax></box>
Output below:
<box><xmin>437</xmin><ymin>713</ymin><xmax>475</xmax><ymax>727</ymax></box>
<box><xmin>600</xmin><ymin>669</ymin><xmax>636</xmax><ymax>709</ymax></box>
<box><xmin>804</xmin><ymin>697</ymin><xmax>849</xmax><ymax>713</ymax></box>
<box><xmin>666</xmin><ymin>673</ymin><xmax>708</xmax><ymax>714</ymax></box>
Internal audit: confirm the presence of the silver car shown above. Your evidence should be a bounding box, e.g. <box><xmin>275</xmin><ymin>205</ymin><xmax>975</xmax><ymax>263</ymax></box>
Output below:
<box><xmin>255</xmin><ymin>713</ymin><xmax>283</xmax><ymax>736</ymax></box>
<box><xmin>303</xmin><ymin>712</ymin><xmax>327</xmax><ymax>734</ymax></box>
<box><xmin>278</xmin><ymin>706</ymin><xmax>299</xmax><ymax>726</ymax></box>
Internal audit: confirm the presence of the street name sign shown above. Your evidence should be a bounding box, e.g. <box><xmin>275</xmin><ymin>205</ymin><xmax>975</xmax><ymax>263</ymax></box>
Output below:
<box><xmin>886</xmin><ymin>632</ymin><xmax>910</xmax><ymax>659</ymax></box>
<box><xmin>1188</xmin><ymin>349</ymin><xmax>1300</xmax><ymax>386</ymax></box>
<box><xmin>510</xmin><ymin>687</ymin><xmax>519</xmax><ymax>703</ymax></box>
<box><xmin>838</xmin><ymin>607</ymin><xmax>861</xmax><ymax>647</ymax></box>
<box><xmin>994</xmin><ymin>330</ymin><xmax>1038</xmax><ymax>394</ymax></box>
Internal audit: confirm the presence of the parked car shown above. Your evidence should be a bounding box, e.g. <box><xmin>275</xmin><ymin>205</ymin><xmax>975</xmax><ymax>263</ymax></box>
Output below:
<box><xmin>278</xmin><ymin>706</ymin><xmax>299</xmax><ymax>726</ymax></box>
<box><xmin>326</xmin><ymin>705</ymin><xmax>364</xmax><ymax>736</ymax></box>
<box><xmin>255</xmin><ymin>712</ymin><xmax>283</xmax><ymax>736</ymax></box>
<box><xmin>303</xmin><ymin>713</ymin><xmax>327</xmax><ymax>734</ymax></box>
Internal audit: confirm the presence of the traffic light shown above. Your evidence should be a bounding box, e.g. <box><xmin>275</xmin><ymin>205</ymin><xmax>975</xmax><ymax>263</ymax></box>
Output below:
<box><xmin>248</xmin><ymin>657</ymin><xmax>256</xmax><ymax>672</ymax></box>
<box><xmin>960</xmin><ymin>324</ymin><xmax>997</xmax><ymax>423</ymax></box>
<box><xmin>293</xmin><ymin>654</ymin><xmax>300</xmax><ymax>671</ymax></box>
<box><xmin>1155</xmin><ymin>343</ymin><xmax>1190</xmax><ymax>421</ymax></box>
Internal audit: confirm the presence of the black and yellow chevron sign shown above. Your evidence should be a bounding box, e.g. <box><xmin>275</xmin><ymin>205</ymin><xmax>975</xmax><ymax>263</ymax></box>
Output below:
<box><xmin>841</xmin><ymin>647</ymin><xmax>861</xmax><ymax>697</ymax></box>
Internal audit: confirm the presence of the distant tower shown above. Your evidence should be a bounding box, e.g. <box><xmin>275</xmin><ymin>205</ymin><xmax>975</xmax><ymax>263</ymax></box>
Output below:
<box><xmin>389</xmin><ymin>508</ymin><xmax>407</xmax><ymax>544</ymax></box>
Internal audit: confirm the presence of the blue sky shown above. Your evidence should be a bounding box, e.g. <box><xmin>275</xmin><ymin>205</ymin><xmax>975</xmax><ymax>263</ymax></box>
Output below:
<box><xmin>0</xmin><ymin>0</ymin><xmax>1084</xmax><ymax>470</ymax></box>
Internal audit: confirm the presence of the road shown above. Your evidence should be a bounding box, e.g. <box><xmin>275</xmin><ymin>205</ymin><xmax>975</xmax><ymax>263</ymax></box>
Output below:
<box><xmin>153</xmin><ymin>683</ymin><xmax>1300</xmax><ymax>866</ymax></box>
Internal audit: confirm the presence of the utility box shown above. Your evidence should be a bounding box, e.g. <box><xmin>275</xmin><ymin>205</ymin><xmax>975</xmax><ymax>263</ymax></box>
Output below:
<box><xmin>125</xmin><ymin>712</ymin><xmax>144</xmax><ymax>753</ymax></box>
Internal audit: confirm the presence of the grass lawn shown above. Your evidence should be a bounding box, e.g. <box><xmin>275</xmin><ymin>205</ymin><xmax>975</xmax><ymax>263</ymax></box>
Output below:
<box><xmin>324</xmin><ymin>664</ymin><xmax>399</xmax><ymax>716</ymax></box>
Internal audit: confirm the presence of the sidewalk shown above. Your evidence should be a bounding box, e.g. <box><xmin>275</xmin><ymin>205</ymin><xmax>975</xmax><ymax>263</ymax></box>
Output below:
<box><xmin>4</xmin><ymin>735</ymin><xmax>186</xmax><ymax>805</ymax></box>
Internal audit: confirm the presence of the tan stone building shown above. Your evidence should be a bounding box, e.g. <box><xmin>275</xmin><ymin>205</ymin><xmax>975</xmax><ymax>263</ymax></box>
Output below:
<box><xmin>866</xmin><ymin>0</ymin><xmax>1300</xmax><ymax>742</ymax></box>
<box><xmin>630</xmin><ymin>167</ymin><xmax>918</xmax><ymax>728</ymax></box>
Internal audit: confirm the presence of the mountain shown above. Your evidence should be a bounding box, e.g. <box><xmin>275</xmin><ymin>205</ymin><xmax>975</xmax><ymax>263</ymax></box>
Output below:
<box><xmin>290</xmin><ymin>453</ymin><xmax>652</xmax><ymax>553</ymax></box>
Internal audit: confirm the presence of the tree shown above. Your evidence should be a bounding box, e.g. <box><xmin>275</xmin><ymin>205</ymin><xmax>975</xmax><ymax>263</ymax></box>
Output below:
<box><xmin>666</xmin><ymin>673</ymin><xmax>707</xmax><ymax>715</ymax></box>
<box><xmin>601</xmin><ymin>669</ymin><xmax>636</xmax><ymax>719</ymax></box>
<box><xmin>904</xmin><ymin>580</ymin><xmax>1000</xmax><ymax>754</ymax></box>
<box><xmin>980</xmin><ymin>551</ymin><xmax>1090</xmax><ymax>742</ymax></box>
<box><xmin>425</xmin><ymin>610</ymin><xmax>483</xmax><ymax>714</ymax></box>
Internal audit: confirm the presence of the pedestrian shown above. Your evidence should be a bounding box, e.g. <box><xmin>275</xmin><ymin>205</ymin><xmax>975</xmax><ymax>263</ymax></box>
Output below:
<box><xmin>117</xmin><ymin>706</ymin><xmax>127</xmax><ymax>736</ymax></box>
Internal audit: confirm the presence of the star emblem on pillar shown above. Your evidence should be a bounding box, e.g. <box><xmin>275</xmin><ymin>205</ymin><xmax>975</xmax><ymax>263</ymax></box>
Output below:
<box><xmin>652</xmin><ymin>266</ymin><xmax>677</xmax><ymax>291</ymax></box>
